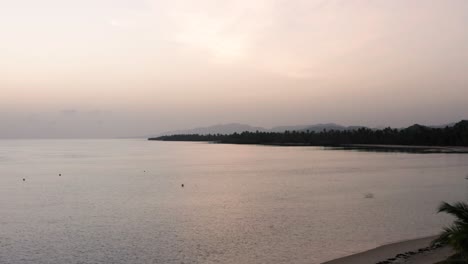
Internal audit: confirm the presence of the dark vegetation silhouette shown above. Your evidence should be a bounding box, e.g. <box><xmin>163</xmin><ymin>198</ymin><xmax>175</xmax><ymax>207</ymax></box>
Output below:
<box><xmin>432</xmin><ymin>201</ymin><xmax>468</xmax><ymax>263</ymax></box>
<box><xmin>150</xmin><ymin>120</ymin><xmax>468</xmax><ymax>147</ymax></box>
<box><xmin>433</xmin><ymin>175</ymin><xmax>468</xmax><ymax>263</ymax></box>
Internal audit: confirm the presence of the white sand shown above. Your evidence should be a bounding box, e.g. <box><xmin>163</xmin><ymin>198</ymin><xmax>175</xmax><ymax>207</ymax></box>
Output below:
<box><xmin>322</xmin><ymin>236</ymin><xmax>454</xmax><ymax>264</ymax></box>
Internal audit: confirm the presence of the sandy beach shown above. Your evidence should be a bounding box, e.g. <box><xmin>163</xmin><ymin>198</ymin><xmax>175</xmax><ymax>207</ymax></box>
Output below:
<box><xmin>322</xmin><ymin>236</ymin><xmax>453</xmax><ymax>264</ymax></box>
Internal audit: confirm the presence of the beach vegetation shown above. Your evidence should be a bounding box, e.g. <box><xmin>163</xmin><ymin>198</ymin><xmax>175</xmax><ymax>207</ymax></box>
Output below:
<box><xmin>150</xmin><ymin>120</ymin><xmax>468</xmax><ymax>147</ymax></box>
<box><xmin>433</xmin><ymin>201</ymin><xmax>468</xmax><ymax>262</ymax></box>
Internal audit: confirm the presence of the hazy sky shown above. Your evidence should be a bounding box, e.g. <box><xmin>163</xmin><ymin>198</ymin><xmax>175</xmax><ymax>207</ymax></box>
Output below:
<box><xmin>1</xmin><ymin>0</ymin><xmax>467</xmax><ymax>138</ymax></box>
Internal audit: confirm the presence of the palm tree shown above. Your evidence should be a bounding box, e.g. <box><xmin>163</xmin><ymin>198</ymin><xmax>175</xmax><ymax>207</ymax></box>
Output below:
<box><xmin>433</xmin><ymin>201</ymin><xmax>468</xmax><ymax>261</ymax></box>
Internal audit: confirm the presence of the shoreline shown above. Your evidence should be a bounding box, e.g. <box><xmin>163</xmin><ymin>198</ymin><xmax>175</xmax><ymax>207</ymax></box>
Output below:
<box><xmin>150</xmin><ymin>139</ymin><xmax>468</xmax><ymax>153</ymax></box>
<box><xmin>321</xmin><ymin>236</ymin><xmax>453</xmax><ymax>264</ymax></box>
<box><xmin>333</xmin><ymin>144</ymin><xmax>468</xmax><ymax>153</ymax></box>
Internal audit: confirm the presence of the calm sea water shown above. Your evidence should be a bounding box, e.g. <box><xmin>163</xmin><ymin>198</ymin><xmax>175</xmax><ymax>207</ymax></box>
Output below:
<box><xmin>1</xmin><ymin>139</ymin><xmax>467</xmax><ymax>264</ymax></box>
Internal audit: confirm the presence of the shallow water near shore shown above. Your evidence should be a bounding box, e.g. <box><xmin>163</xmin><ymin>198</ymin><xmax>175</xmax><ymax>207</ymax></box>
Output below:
<box><xmin>1</xmin><ymin>139</ymin><xmax>467</xmax><ymax>264</ymax></box>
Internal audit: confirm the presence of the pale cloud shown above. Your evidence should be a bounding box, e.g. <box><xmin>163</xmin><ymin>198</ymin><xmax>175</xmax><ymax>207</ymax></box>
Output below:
<box><xmin>154</xmin><ymin>0</ymin><xmax>274</xmax><ymax>63</ymax></box>
<box><xmin>108</xmin><ymin>19</ymin><xmax>125</xmax><ymax>27</ymax></box>
<box><xmin>143</xmin><ymin>0</ymin><xmax>468</xmax><ymax>79</ymax></box>
<box><xmin>1</xmin><ymin>0</ymin><xmax>468</xmax><ymax>138</ymax></box>
<box><xmin>140</xmin><ymin>1</ymin><xmax>396</xmax><ymax>78</ymax></box>
<box><xmin>149</xmin><ymin>0</ymin><xmax>323</xmax><ymax>77</ymax></box>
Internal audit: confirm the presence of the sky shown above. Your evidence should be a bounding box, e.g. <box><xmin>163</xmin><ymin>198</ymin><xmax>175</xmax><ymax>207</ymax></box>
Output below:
<box><xmin>1</xmin><ymin>0</ymin><xmax>467</xmax><ymax>138</ymax></box>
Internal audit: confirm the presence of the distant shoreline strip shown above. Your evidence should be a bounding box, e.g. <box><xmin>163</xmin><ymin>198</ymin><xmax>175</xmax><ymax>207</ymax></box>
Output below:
<box><xmin>148</xmin><ymin>139</ymin><xmax>468</xmax><ymax>153</ymax></box>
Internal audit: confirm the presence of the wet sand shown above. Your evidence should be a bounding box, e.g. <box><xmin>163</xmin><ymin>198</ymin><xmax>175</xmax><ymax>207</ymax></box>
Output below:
<box><xmin>322</xmin><ymin>236</ymin><xmax>453</xmax><ymax>264</ymax></box>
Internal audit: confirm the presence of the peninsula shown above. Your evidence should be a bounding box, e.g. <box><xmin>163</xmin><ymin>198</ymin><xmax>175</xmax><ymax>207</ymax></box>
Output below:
<box><xmin>149</xmin><ymin>120</ymin><xmax>468</xmax><ymax>153</ymax></box>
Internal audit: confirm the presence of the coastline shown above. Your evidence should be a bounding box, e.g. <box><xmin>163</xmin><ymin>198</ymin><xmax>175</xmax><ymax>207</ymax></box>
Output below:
<box><xmin>333</xmin><ymin>144</ymin><xmax>468</xmax><ymax>154</ymax></box>
<box><xmin>150</xmin><ymin>139</ymin><xmax>468</xmax><ymax>153</ymax></box>
<box><xmin>321</xmin><ymin>236</ymin><xmax>453</xmax><ymax>264</ymax></box>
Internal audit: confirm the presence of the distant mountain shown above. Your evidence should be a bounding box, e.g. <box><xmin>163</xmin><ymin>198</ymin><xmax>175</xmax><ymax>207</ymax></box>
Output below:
<box><xmin>158</xmin><ymin>123</ymin><xmax>266</xmax><ymax>136</ymax></box>
<box><xmin>405</xmin><ymin>121</ymin><xmax>465</xmax><ymax>131</ymax></box>
<box><xmin>155</xmin><ymin>120</ymin><xmax>464</xmax><ymax>137</ymax></box>
<box><xmin>270</xmin><ymin>123</ymin><xmax>350</xmax><ymax>132</ymax></box>
<box><xmin>269</xmin><ymin>125</ymin><xmax>312</xmax><ymax>132</ymax></box>
<box><xmin>300</xmin><ymin>123</ymin><xmax>366</xmax><ymax>132</ymax></box>
<box><xmin>400</xmin><ymin>122</ymin><xmax>456</xmax><ymax>132</ymax></box>
<box><xmin>429</xmin><ymin>122</ymin><xmax>457</xmax><ymax>129</ymax></box>
<box><xmin>405</xmin><ymin>124</ymin><xmax>430</xmax><ymax>132</ymax></box>
<box><xmin>271</xmin><ymin>123</ymin><xmax>365</xmax><ymax>132</ymax></box>
<box><xmin>158</xmin><ymin>122</ymin><xmax>366</xmax><ymax>136</ymax></box>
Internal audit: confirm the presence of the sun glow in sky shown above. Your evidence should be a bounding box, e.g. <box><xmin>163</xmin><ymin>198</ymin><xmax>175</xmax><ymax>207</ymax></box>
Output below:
<box><xmin>1</xmin><ymin>0</ymin><xmax>468</xmax><ymax>138</ymax></box>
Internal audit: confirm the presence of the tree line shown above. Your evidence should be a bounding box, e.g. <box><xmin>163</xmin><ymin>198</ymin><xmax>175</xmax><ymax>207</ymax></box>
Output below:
<box><xmin>150</xmin><ymin>120</ymin><xmax>468</xmax><ymax>146</ymax></box>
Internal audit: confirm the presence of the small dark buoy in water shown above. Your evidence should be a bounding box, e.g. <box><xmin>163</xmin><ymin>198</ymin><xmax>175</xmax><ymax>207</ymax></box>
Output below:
<box><xmin>22</xmin><ymin>178</ymin><xmax>25</xmax><ymax>181</ymax></box>
<box><xmin>59</xmin><ymin>173</ymin><xmax>61</xmax><ymax>176</ymax></box>
<box><xmin>181</xmin><ymin>184</ymin><xmax>184</xmax><ymax>188</ymax></box>
<box><xmin>144</xmin><ymin>170</ymin><xmax>146</xmax><ymax>173</ymax></box>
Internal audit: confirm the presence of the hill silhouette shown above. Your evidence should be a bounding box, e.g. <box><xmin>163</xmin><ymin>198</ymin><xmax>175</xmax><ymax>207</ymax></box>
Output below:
<box><xmin>156</xmin><ymin>122</ymin><xmax>366</xmax><ymax>137</ymax></box>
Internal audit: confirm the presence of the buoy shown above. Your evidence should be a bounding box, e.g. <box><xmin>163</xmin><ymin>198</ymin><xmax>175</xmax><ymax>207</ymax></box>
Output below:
<box><xmin>23</xmin><ymin>178</ymin><xmax>25</xmax><ymax>181</ymax></box>
<box><xmin>59</xmin><ymin>174</ymin><xmax>61</xmax><ymax>176</ymax></box>
<box><xmin>181</xmin><ymin>184</ymin><xmax>184</xmax><ymax>187</ymax></box>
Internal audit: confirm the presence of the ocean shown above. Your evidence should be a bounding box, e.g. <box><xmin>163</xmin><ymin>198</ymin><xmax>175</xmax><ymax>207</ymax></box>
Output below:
<box><xmin>1</xmin><ymin>139</ymin><xmax>467</xmax><ymax>264</ymax></box>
